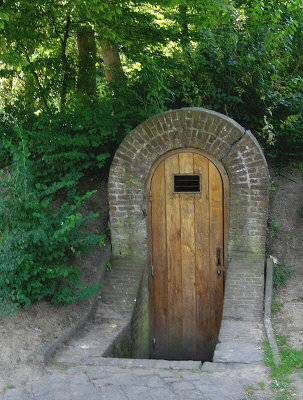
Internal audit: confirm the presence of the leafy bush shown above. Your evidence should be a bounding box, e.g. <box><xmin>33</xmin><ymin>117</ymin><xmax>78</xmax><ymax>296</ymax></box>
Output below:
<box><xmin>0</xmin><ymin>144</ymin><xmax>104</xmax><ymax>315</ymax></box>
<box><xmin>0</xmin><ymin>105</ymin><xmax>114</xmax><ymax>179</ymax></box>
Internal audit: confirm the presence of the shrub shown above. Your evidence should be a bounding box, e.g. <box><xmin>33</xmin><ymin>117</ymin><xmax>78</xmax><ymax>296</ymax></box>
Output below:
<box><xmin>0</xmin><ymin>105</ymin><xmax>114</xmax><ymax>178</ymax></box>
<box><xmin>0</xmin><ymin>144</ymin><xmax>104</xmax><ymax>316</ymax></box>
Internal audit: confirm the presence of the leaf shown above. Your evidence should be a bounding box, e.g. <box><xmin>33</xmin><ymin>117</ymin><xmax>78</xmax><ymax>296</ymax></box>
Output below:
<box><xmin>0</xmin><ymin>13</ymin><xmax>10</xmax><ymax>22</ymax></box>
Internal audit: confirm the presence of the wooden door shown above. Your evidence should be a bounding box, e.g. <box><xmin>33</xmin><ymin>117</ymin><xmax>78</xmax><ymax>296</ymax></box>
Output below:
<box><xmin>149</xmin><ymin>151</ymin><xmax>225</xmax><ymax>361</ymax></box>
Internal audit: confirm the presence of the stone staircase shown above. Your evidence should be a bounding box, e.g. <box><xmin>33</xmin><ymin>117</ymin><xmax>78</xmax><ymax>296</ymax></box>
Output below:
<box><xmin>54</xmin><ymin>256</ymin><xmax>146</xmax><ymax>365</ymax></box>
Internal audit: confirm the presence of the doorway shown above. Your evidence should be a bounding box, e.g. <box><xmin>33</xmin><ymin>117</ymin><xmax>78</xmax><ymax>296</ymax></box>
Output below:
<box><xmin>148</xmin><ymin>149</ymin><xmax>227</xmax><ymax>361</ymax></box>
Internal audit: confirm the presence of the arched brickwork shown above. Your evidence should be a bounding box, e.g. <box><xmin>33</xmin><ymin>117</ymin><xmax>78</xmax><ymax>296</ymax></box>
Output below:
<box><xmin>109</xmin><ymin>107</ymin><xmax>270</xmax><ymax>321</ymax></box>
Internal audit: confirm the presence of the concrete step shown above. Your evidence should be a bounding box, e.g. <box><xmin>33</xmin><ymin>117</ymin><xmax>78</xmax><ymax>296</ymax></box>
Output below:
<box><xmin>213</xmin><ymin>319</ymin><xmax>265</xmax><ymax>364</ymax></box>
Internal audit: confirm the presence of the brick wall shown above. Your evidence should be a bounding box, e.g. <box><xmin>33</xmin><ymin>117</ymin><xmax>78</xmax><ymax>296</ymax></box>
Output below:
<box><xmin>108</xmin><ymin>108</ymin><xmax>270</xmax><ymax>321</ymax></box>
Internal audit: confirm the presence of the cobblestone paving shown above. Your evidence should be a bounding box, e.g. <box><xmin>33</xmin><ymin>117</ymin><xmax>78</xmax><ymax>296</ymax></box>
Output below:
<box><xmin>0</xmin><ymin>361</ymin><xmax>255</xmax><ymax>400</ymax></box>
<box><xmin>0</xmin><ymin>253</ymin><xmax>269</xmax><ymax>400</ymax></box>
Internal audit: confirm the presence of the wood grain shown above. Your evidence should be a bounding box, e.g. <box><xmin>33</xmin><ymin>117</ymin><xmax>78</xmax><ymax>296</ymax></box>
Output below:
<box><xmin>179</xmin><ymin>153</ymin><xmax>196</xmax><ymax>359</ymax></box>
<box><xmin>150</xmin><ymin>160</ymin><xmax>168</xmax><ymax>358</ymax></box>
<box><xmin>165</xmin><ymin>154</ymin><xmax>183</xmax><ymax>359</ymax></box>
<box><xmin>149</xmin><ymin>150</ymin><xmax>224</xmax><ymax>361</ymax></box>
<box><xmin>194</xmin><ymin>154</ymin><xmax>212</xmax><ymax>360</ymax></box>
<box><xmin>209</xmin><ymin>161</ymin><xmax>224</xmax><ymax>353</ymax></box>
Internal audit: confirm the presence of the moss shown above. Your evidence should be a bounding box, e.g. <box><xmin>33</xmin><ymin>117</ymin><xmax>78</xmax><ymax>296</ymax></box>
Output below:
<box><xmin>133</xmin><ymin>298</ymin><xmax>150</xmax><ymax>359</ymax></box>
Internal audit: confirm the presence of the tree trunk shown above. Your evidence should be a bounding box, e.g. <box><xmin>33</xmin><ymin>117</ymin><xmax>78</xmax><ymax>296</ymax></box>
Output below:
<box><xmin>101</xmin><ymin>40</ymin><xmax>125</xmax><ymax>83</ymax></box>
<box><xmin>60</xmin><ymin>15</ymin><xmax>71</xmax><ymax>111</ymax></box>
<box><xmin>178</xmin><ymin>5</ymin><xmax>192</xmax><ymax>60</ymax></box>
<box><xmin>76</xmin><ymin>25</ymin><xmax>97</xmax><ymax>100</ymax></box>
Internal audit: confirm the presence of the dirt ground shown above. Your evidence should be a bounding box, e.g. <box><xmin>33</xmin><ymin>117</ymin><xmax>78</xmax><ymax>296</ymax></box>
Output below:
<box><xmin>268</xmin><ymin>166</ymin><xmax>303</xmax><ymax>398</ymax></box>
<box><xmin>268</xmin><ymin>167</ymin><xmax>303</xmax><ymax>350</ymax></box>
<box><xmin>0</xmin><ymin>167</ymin><xmax>302</xmax><ymax>396</ymax></box>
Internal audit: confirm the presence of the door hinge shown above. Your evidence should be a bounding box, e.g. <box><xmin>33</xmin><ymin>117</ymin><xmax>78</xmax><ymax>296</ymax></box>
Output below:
<box><xmin>153</xmin><ymin>337</ymin><xmax>156</xmax><ymax>349</ymax></box>
<box><xmin>151</xmin><ymin>265</ymin><xmax>155</xmax><ymax>277</ymax></box>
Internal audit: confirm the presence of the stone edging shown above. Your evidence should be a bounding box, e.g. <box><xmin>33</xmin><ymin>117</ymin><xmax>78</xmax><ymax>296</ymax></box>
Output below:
<box><xmin>36</xmin><ymin>243</ymin><xmax>111</xmax><ymax>365</ymax></box>
<box><xmin>264</xmin><ymin>257</ymin><xmax>281</xmax><ymax>365</ymax></box>
<box><xmin>79</xmin><ymin>357</ymin><xmax>202</xmax><ymax>370</ymax></box>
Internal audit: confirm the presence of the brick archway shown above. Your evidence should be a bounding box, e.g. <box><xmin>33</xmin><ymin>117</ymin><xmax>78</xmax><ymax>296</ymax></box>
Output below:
<box><xmin>109</xmin><ymin>108</ymin><xmax>270</xmax><ymax>321</ymax></box>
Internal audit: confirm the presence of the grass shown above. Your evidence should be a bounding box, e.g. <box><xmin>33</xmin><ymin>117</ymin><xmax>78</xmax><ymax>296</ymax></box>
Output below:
<box><xmin>3</xmin><ymin>384</ymin><xmax>15</xmax><ymax>391</ymax></box>
<box><xmin>243</xmin><ymin>381</ymin><xmax>267</xmax><ymax>398</ymax></box>
<box><xmin>270</xmin><ymin>182</ymin><xmax>280</xmax><ymax>191</ymax></box>
<box><xmin>273</xmin><ymin>263</ymin><xmax>292</xmax><ymax>289</ymax></box>
<box><xmin>106</xmin><ymin>262</ymin><xmax>113</xmax><ymax>271</ymax></box>
<box><xmin>244</xmin><ymin>385</ymin><xmax>255</xmax><ymax>395</ymax></box>
<box><xmin>268</xmin><ymin>220</ymin><xmax>282</xmax><ymax>238</ymax></box>
<box><xmin>264</xmin><ymin>336</ymin><xmax>303</xmax><ymax>400</ymax></box>
<box><xmin>271</xmin><ymin>299</ymin><xmax>284</xmax><ymax>315</ymax></box>
<box><xmin>51</xmin><ymin>361</ymin><xmax>71</xmax><ymax>371</ymax></box>
<box><xmin>257</xmin><ymin>381</ymin><xmax>266</xmax><ymax>390</ymax></box>
<box><xmin>187</xmin><ymin>369</ymin><xmax>202</xmax><ymax>373</ymax></box>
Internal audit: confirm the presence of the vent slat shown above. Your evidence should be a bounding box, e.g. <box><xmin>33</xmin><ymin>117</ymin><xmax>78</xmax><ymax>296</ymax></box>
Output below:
<box><xmin>174</xmin><ymin>175</ymin><xmax>200</xmax><ymax>193</ymax></box>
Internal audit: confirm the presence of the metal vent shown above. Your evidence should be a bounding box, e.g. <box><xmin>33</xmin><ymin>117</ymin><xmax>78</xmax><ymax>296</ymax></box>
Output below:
<box><xmin>174</xmin><ymin>175</ymin><xmax>200</xmax><ymax>193</ymax></box>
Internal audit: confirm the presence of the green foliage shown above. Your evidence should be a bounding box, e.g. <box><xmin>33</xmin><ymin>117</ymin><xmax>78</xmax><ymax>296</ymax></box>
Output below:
<box><xmin>273</xmin><ymin>263</ymin><xmax>292</xmax><ymax>289</ymax></box>
<box><xmin>3</xmin><ymin>384</ymin><xmax>16</xmax><ymax>392</ymax></box>
<box><xmin>0</xmin><ymin>0</ymin><xmax>302</xmax><ymax>165</ymax></box>
<box><xmin>268</xmin><ymin>220</ymin><xmax>282</xmax><ymax>238</ymax></box>
<box><xmin>257</xmin><ymin>381</ymin><xmax>265</xmax><ymax>390</ymax></box>
<box><xmin>270</xmin><ymin>181</ymin><xmax>280</xmax><ymax>191</ymax></box>
<box><xmin>106</xmin><ymin>263</ymin><xmax>113</xmax><ymax>271</ymax></box>
<box><xmin>0</xmin><ymin>106</ymin><xmax>113</xmax><ymax>176</ymax></box>
<box><xmin>264</xmin><ymin>336</ymin><xmax>303</xmax><ymax>399</ymax></box>
<box><xmin>0</xmin><ymin>145</ymin><xmax>104</xmax><ymax>315</ymax></box>
<box><xmin>162</xmin><ymin>0</ymin><xmax>303</xmax><ymax>163</ymax></box>
<box><xmin>271</xmin><ymin>299</ymin><xmax>283</xmax><ymax>316</ymax></box>
<box><xmin>1</xmin><ymin>0</ymin><xmax>303</xmax><ymax>313</ymax></box>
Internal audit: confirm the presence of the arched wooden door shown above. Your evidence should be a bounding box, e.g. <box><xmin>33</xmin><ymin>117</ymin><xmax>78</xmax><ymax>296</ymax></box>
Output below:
<box><xmin>148</xmin><ymin>150</ymin><xmax>226</xmax><ymax>361</ymax></box>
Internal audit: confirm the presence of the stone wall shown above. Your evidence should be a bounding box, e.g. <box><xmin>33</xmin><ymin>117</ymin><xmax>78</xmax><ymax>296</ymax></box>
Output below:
<box><xmin>108</xmin><ymin>108</ymin><xmax>270</xmax><ymax>321</ymax></box>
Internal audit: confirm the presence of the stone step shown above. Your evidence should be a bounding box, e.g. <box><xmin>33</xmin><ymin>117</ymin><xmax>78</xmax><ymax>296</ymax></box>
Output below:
<box><xmin>54</xmin><ymin>256</ymin><xmax>146</xmax><ymax>364</ymax></box>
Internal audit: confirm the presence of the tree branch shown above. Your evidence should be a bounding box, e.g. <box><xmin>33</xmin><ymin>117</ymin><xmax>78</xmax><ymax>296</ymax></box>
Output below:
<box><xmin>24</xmin><ymin>52</ymin><xmax>49</xmax><ymax>111</ymax></box>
